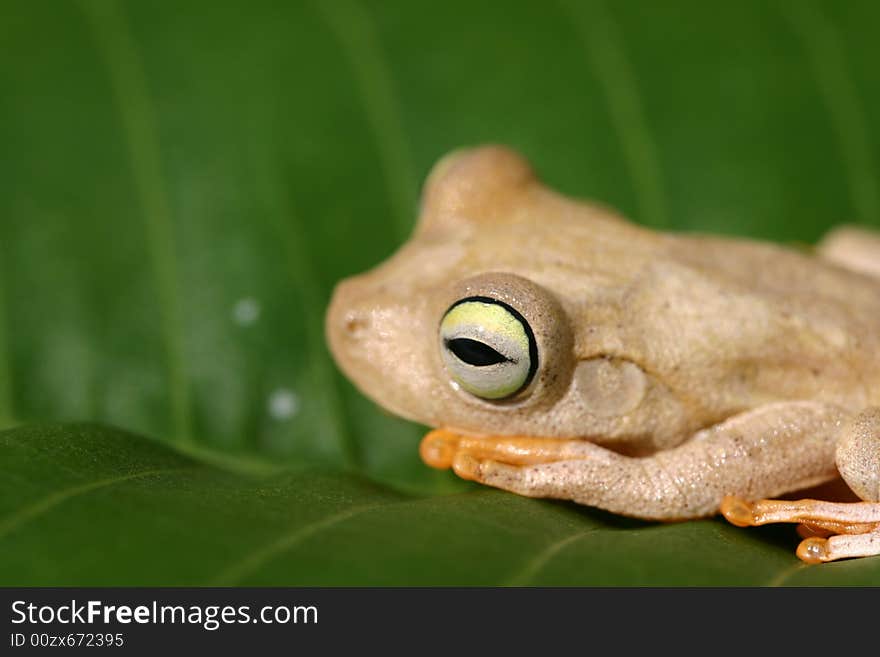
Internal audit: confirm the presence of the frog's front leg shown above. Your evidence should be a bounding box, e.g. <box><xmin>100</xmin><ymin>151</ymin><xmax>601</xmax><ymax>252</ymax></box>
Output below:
<box><xmin>721</xmin><ymin>408</ymin><xmax>880</xmax><ymax>563</ymax></box>
<box><xmin>423</xmin><ymin>402</ymin><xmax>845</xmax><ymax>520</ymax></box>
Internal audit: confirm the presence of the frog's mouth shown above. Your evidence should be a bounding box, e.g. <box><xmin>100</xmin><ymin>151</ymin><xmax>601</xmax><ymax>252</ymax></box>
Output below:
<box><xmin>420</xmin><ymin>428</ymin><xmax>593</xmax><ymax>480</ymax></box>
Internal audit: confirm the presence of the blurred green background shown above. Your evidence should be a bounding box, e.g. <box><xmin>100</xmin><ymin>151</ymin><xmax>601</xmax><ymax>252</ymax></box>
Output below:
<box><xmin>1</xmin><ymin>0</ymin><xmax>879</xmax><ymax>585</ymax></box>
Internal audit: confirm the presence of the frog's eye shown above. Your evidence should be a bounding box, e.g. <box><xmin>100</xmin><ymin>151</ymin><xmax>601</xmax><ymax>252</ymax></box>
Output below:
<box><xmin>439</xmin><ymin>296</ymin><xmax>538</xmax><ymax>400</ymax></box>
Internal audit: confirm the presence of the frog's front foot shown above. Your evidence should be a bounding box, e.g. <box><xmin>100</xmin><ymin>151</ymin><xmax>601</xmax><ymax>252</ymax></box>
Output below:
<box><xmin>419</xmin><ymin>429</ymin><xmax>617</xmax><ymax>499</ymax></box>
<box><xmin>419</xmin><ymin>429</ymin><xmax>600</xmax><ymax>470</ymax></box>
<box><xmin>720</xmin><ymin>496</ymin><xmax>880</xmax><ymax>563</ymax></box>
<box><xmin>419</xmin><ymin>429</ymin><xmax>461</xmax><ymax>469</ymax></box>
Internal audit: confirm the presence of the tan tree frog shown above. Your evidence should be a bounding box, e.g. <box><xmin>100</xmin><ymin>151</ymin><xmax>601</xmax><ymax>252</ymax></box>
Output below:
<box><xmin>326</xmin><ymin>146</ymin><xmax>880</xmax><ymax>563</ymax></box>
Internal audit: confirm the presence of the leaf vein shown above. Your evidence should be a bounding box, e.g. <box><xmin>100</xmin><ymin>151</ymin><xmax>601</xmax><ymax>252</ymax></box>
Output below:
<box><xmin>0</xmin><ymin>243</ymin><xmax>14</xmax><ymax>428</ymax></box>
<box><xmin>79</xmin><ymin>0</ymin><xmax>193</xmax><ymax>443</ymax></box>
<box><xmin>561</xmin><ymin>0</ymin><xmax>668</xmax><ymax>228</ymax></box>
<box><xmin>0</xmin><ymin>467</ymin><xmax>191</xmax><ymax>540</ymax></box>
<box><xmin>505</xmin><ymin>528</ymin><xmax>598</xmax><ymax>586</ymax></box>
<box><xmin>209</xmin><ymin>501</ymin><xmax>386</xmax><ymax>585</ymax></box>
<box><xmin>210</xmin><ymin>490</ymin><xmax>499</xmax><ymax>585</ymax></box>
<box><xmin>247</xmin><ymin>133</ymin><xmax>359</xmax><ymax>467</ymax></box>
<box><xmin>313</xmin><ymin>0</ymin><xmax>417</xmax><ymax>238</ymax></box>
<box><xmin>779</xmin><ymin>1</ymin><xmax>880</xmax><ymax>224</ymax></box>
<box><xmin>766</xmin><ymin>561</ymin><xmax>809</xmax><ymax>587</ymax></box>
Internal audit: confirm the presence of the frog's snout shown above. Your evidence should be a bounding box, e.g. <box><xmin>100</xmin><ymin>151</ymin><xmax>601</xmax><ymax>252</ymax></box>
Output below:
<box><xmin>326</xmin><ymin>277</ymin><xmax>372</xmax><ymax>361</ymax></box>
<box><xmin>325</xmin><ymin>275</ymin><xmax>431</xmax><ymax>424</ymax></box>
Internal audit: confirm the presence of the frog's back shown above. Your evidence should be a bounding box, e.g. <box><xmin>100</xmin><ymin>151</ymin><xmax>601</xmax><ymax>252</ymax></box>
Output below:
<box><xmin>668</xmin><ymin>231</ymin><xmax>880</xmax><ymax>408</ymax></box>
<box><xmin>412</xmin><ymin>145</ymin><xmax>880</xmax><ymax>415</ymax></box>
<box><xmin>468</xmin><ymin>178</ymin><xmax>880</xmax><ymax>414</ymax></box>
<box><xmin>672</xmin><ymin>232</ymin><xmax>880</xmax><ymax>315</ymax></box>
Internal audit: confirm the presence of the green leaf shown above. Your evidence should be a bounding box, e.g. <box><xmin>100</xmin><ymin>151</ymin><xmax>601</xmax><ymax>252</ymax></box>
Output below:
<box><xmin>2</xmin><ymin>424</ymin><xmax>878</xmax><ymax>585</ymax></box>
<box><xmin>2</xmin><ymin>0</ymin><xmax>880</xmax><ymax>584</ymax></box>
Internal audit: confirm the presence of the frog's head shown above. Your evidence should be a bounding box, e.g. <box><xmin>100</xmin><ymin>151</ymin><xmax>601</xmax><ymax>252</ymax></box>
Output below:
<box><xmin>326</xmin><ymin>146</ymin><xmax>685</xmax><ymax>451</ymax></box>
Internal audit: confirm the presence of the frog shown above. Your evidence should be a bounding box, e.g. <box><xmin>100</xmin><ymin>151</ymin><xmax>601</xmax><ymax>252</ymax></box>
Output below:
<box><xmin>325</xmin><ymin>145</ymin><xmax>880</xmax><ymax>563</ymax></box>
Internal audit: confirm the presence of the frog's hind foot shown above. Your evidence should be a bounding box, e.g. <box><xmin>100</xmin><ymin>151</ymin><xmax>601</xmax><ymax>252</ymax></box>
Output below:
<box><xmin>720</xmin><ymin>496</ymin><xmax>880</xmax><ymax>563</ymax></box>
<box><xmin>796</xmin><ymin>530</ymin><xmax>880</xmax><ymax>564</ymax></box>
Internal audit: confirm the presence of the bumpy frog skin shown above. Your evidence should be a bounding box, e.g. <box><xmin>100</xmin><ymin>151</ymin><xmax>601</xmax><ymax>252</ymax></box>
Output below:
<box><xmin>326</xmin><ymin>146</ymin><xmax>880</xmax><ymax>563</ymax></box>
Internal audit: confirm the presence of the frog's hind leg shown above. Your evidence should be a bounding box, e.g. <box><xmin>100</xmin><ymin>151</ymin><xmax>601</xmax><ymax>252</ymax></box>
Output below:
<box><xmin>817</xmin><ymin>225</ymin><xmax>880</xmax><ymax>279</ymax></box>
<box><xmin>722</xmin><ymin>408</ymin><xmax>880</xmax><ymax>563</ymax></box>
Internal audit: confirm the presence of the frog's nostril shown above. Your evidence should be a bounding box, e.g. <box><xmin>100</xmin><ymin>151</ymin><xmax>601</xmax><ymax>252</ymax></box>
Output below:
<box><xmin>343</xmin><ymin>310</ymin><xmax>370</xmax><ymax>338</ymax></box>
<box><xmin>327</xmin><ymin>278</ymin><xmax>370</xmax><ymax>341</ymax></box>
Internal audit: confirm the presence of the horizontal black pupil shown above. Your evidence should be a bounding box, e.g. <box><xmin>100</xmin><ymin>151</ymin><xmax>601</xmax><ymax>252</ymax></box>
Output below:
<box><xmin>446</xmin><ymin>338</ymin><xmax>509</xmax><ymax>367</ymax></box>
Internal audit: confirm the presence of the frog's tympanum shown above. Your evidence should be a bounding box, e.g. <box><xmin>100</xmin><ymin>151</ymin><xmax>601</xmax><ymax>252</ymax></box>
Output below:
<box><xmin>326</xmin><ymin>146</ymin><xmax>880</xmax><ymax>563</ymax></box>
